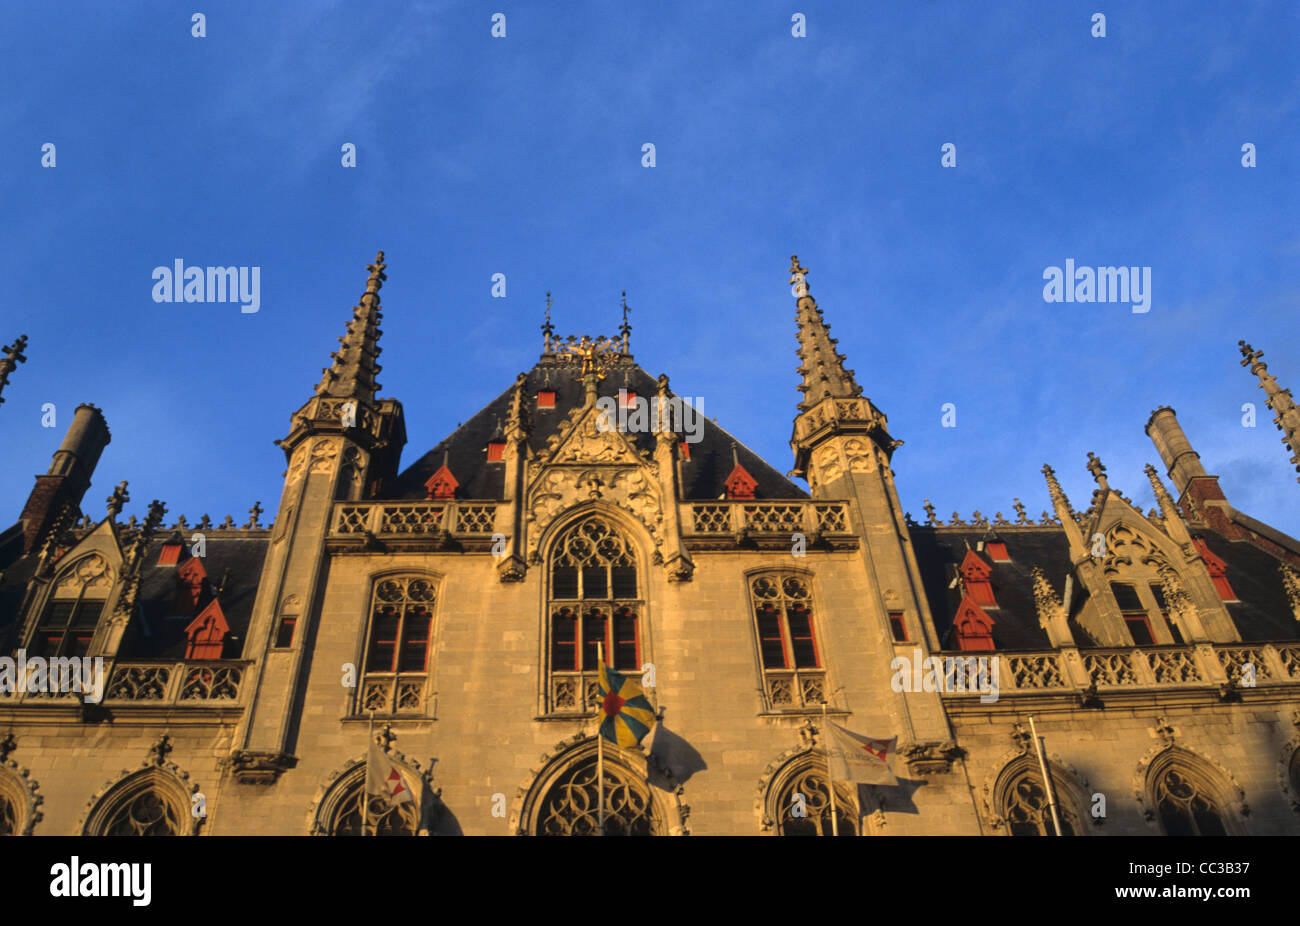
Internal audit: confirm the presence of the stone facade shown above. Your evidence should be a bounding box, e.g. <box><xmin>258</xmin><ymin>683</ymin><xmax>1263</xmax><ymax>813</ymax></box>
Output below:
<box><xmin>1</xmin><ymin>253</ymin><xmax>1298</xmax><ymax>836</ymax></box>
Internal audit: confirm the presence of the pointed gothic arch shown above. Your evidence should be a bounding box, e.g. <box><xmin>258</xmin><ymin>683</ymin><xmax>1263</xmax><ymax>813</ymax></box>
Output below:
<box><xmin>989</xmin><ymin>755</ymin><xmax>1088</xmax><ymax>836</ymax></box>
<box><xmin>513</xmin><ymin>735</ymin><xmax>681</xmax><ymax>836</ymax></box>
<box><xmin>757</xmin><ymin>747</ymin><xmax>858</xmax><ymax>836</ymax></box>
<box><xmin>541</xmin><ymin>509</ymin><xmax>652</xmax><ymax>715</ymax></box>
<box><xmin>0</xmin><ymin>756</ymin><xmax>43</xmax><ymax>836</ymax></box>
<box><xmin>308</xmin><ymin>750</ymin><xmax>435</xmax><ymax>836</ymax></box>
<box><xmin>82</xmin><ymin>765</ymin><xmax>199</xmax><ymax>836</ymax></box>
<box><xmin>1138</xmin><ymin>746</ymin><xmax>1245</xmax><ymax>836</ymax></box>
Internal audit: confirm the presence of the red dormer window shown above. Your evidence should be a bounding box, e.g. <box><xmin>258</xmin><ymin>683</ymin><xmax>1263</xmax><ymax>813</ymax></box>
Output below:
<box><xmin>953</xmin><ymin>596</ymin><xmax>995</xmax><ymax>651</ymax></box>
<box><xmin>424</xmin><ymin>464</ymin><xmax>459</xmax><ymax>500</ymax></box>
<box><xmin>157</xmin><ymin>542</ymin><xmax>183</xmax><ymax>566</ymax></box>
<box><xmin>1193</xmin><ymin>538</ymin><xmax>1237</xmax><ymax>601</ymax></box>
<box><xmin>985</xmin><ymin>540</ymin><xmax>1010</xmax><ymax>562</ymax></box>
<box><xmin>486</xmin><ymin>440</ymin><xmax>506</xmax><ymax>462</ymax></box>
<box><xmin>958</xmin><ymin>549</ymin><xmax>996</xmax><ymax>606</ymax></box>
<box><xmin>619</xmin><ymin>391</ymin><xmax>637</xmax><ymax>408</ymax></box>
<box><xmin>679</xmin><ymin>441</ymin><xmax>691</xmax><ymax>461</ymax></box>
<box><xmin>184</xmin><ymin>599</ymin><xmax>229</xmax><ymax>660</ymax></box>
<box><xmin>537</xmin><ymin>390</ymin><xmax>556</xmax><ymax>408</ymax></box>
<box><xmin>175</xmin><ymin>556</ymin><xmax>208</xmax><ymax>614</ymax></box>
<box><xmin>723</xmin><ymin>463</ymin><xmax>757</xmax><ymax>500</ymax></box>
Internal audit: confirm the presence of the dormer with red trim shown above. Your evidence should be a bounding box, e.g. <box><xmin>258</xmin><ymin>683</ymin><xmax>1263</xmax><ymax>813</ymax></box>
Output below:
<box><xmin>424</xmin><ymin>464</ymin><xmax>459</xmax><ymax>500</ymax></box>
<box><xmin>185</xmin><ymin>598</ymin><xmax>229</xmax><ymax>659</ymax></box>
<box><xmin>952</xmin><ymin>595</ymin><xmax>996</xmax><ymax>651</ymax></box>
<box><xmin>724</xmin><ymin>463</ymin><xmax>757</xmax><ymax>500</ymax></box>
<box><xmin>984</xmin><ymin>533</ymin><xmax>1010</xmax><ymax>562</ymax></box>
<box><xmin>959</xmin><ymin>548</ymin><xmax>996</xmax><ymax>606</ymax></box>
<box><xmin>175</xmin><ymin>556</ymin><xmax>208</xmax><ymax>614</ymax></box>
<box><xmin>157</xmin><ymin>533</ymin><xmax>185</xmax><ymax>566</ymax></box>
<box><xmin>536</xmin><ymin>389</ymin><xmax>556</xmax><ymax>409</ymax></box>
<box><xmin>486</xmin><ymin>440</ymin><xmax>506</xmax><ymax>462</ymax></box>
<box><xmin>1193</xmin><ymin>537</ymin><xmax>1238</xmax><ymax>601</ymax></box>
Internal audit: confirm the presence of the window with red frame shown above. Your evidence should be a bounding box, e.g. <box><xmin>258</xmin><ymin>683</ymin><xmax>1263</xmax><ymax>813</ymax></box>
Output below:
<box><xmin>364</xmin><ymin>577</ymin><xmax>436</xmax><ymax>675</ymax></box>
<box><xmin>33</xmin><ymin>596</ymin><xmax>103</xmax><ymax>658</ymax></box>
<box><xmin>888</xmin><ymin>610</ymin><xmax>908</xmax><ymax>642</ymax></box>
<box><xmin>547</xmin><ymin>517</ymin><xmax>644</xmax><ymax>706</ymax></box>
<box><xmin>749</xmin><ymin>573</ymin><xmax>820</xmax><ymax>670</ymax></box>
<box><xmin>1112</xmin><ymin>582</ymin><xmax>1156</xmax><ymax>645</ymax></box>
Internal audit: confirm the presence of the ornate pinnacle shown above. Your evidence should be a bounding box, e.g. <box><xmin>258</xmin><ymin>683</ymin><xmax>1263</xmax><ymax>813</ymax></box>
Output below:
<box><xmin>504</xmin><ymin>372</ymin><xmax>531</xmax><ymax>443</ymax></box>
<box><xmin>245</xmin><ymin>501</ymin><xmax>263</xmax><ymax>529</ymax></box>
<box><xmin>541</xmin><ymin>292</ymin><xmax>555</xmax><ymax>353</ymax></box>
<box><xmin>106</xmin><ymin>480</ymin><xmax>129</xmax><ymax>520</ymax></box>
<box><xmin>1085</xmin><ymin>452</ymin><xmax>1109</xmax><ymax>491</ymax></box>
<box><xmin>1239</xmin><ymin>340</ymin><xmax>1300</xmax><ymax>482</ymax></box>
<box><xmin>1013</xmin><ymin>498</ymin><xmax>1029</xmax><ymax>524</ymax></box>
<box><xmin>1042</xmin><ymin>464</ymin><xmax>1073</xmax><ymax>516</ymax></box>
<box><xmin>1030</xmin><ymin>567</ymin><xmax>1063</xmax><ymax>627</ymax></box>
<box><xmin>619</xmin><ymin>291</ymin><xmax>632</xmax><ymax>351</ymax></box>
<box><xmin>1279</xmin><ymin>565</ymin><xmax>1300</xmax><ymax>622</ymax></box>
<box><xmin>922</xmin><ymin>500</ymin><xmax>936</xmax><ymax>525</ymax></box>
<box><xmin>0</xmin><ymin>334</ymin><xmax>28</xmax><ymax>407</ymax></box>
<box><xmin>1144</xmin><ymin>463</ymin><xmax>1176</xmax><ymax>515</ymax></box>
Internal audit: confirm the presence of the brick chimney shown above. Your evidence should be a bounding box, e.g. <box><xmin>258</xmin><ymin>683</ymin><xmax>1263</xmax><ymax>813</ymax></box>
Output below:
<box><xmin>19</xmin><ymin>403</ymin><xmax>111</xmax><ymax>552</ymax></box>
<box><xmin>1145</xmin><ymin>406</ymin><xmax>1231</xmax><ymax>532</ymax></box>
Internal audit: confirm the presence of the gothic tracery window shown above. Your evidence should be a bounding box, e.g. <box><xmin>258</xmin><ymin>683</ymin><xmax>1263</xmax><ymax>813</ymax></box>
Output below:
<box><xmin>359</xmin><ymin>575</ymin><xmax>436</xmax><ymax>715</ymax></box>
<box><xmin>750</xmin><ymin>573</ymin><xmax>825</xmax><ymax>709</ymax></box>
<box><xmin>84</xmin><ymin>770</ymin><xmax>193</xmax><ymax>837</ymax></box>
<box><xmin>321</xmin><ymin>769</ymin><xmax>419</xmax><ymax>836</ymax></box>
<box><xmin>1151</xmin><ymin>765</ymin><xmax>1229</xmax><ymax>836</ymax></box>
<box><xmin>771</xmin><ymin>761</ymin><xmax>855</xmax><ymax>836</ymax></box>
<box><xmin>997</xmin><ymin>764</ymin><xmax>1078</xmax><ymax>836</ymax></box>
<box><xmin>547</xmin><ymin>517</ymin><xmax>642</xmax><ymax>712</ymax></box>
<box><xmin>32</xmin><ymin>554</ymin><xmax>112</xmax><ymax>658</ymax></box>
<box><xmin>535</xmin><ymin>755</ymin><xmax>657</xmax><ymax>836</ymax></box>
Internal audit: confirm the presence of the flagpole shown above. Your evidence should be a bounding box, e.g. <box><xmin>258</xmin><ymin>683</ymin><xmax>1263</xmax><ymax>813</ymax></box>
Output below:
<box><xmin>597</xmin><ymin>642</ymin><xmax>605</xmax><ymax>837</ymax></box>
<box><xmin>1028</xmin><ymin>714</ymin><xmax>1063</xmax><ymax>836</ymax></box>
<box><xmin>822</xmin><ymin>701</ymin><xmax>839</xmax><ymax>837</ymax></box>
<box><xmin>366</xmin><ymin>710</ymin><xmax>375</xmax><ymax>837</ymax></box>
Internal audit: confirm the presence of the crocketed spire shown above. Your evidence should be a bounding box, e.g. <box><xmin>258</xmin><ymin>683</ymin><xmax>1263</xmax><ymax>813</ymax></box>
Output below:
<box><xmin>316</xmin><ymin>252</ymin><xmax>386</xmax><ymax>403</ymax></box>
<box><xmin>791</xmin><ymin>255</ymin><xmax>861</xmax><ymax>412</ymax></box>
<box><xmin>1240</xmin><ymin>340</ymin><xmax>1300</xmax><ymax>483</ymax></box>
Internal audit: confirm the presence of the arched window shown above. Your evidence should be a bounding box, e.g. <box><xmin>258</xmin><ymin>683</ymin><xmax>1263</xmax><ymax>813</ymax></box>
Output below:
<box><xmin>317</xmin><ymin>766</ymin><xmax>419</xmax><ymax>836</ymax></box>
<box><xmin>358</xmin><ymin>576</ymin><xmax>436</xmax><ymax>715</ymax></box>
<box><xmin>750</xmin><ymin>573</ymin><xmax>825</xmax><ymax>709</ymax></box>
<box><xmin>83</xmin><ymin>769</ymin><xmax>194</xmax><ymax>836</ymax></box>
<box><xmin>535</xmin><ymin>754</ymin><xmax>657</xmax><ymax>836</ymax></box>
<box><xmin>1151</xmin><ymin>764</ymin><xmax>1229</xmax><ymax>836</ymax></box>
<box><xmin>770</xmin><ymin>761</ymin><xmax>855</xmax><ymax>836</ymax></box>
<box><xmin>547</xmin><ymin>517</ymin><xmax>642</xmax><ymax>713</ymax></box>
<box><xmin>994</xmin><ymin>761</ymin><xmax>1079</xmax><ymax>836</ymax></box>
<box><xmin>32</xmin><ymin>554</ymin><xmax>113</xmax><ymax>658</ymax></box>
<box><xmin>0</xmin><ymin>766</ymin><xmax>41</xmax><ymax>836</ymax></box>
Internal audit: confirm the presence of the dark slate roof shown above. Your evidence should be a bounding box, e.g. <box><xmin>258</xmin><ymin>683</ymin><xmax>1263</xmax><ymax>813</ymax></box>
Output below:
<box><xmin>393</xmin><ymin>357</ymin><xmax>806</xmax><ymax>501</ymax></box>
<box><xmin>910</xmin><ymin>527</ymin><xmax>1069</xmax><ymax>651</ymax></box>
<box><xmin>1194</xmin><ymin>527</ymin><xmax>1300</xmax><ymax>643</ymax></box>
<box><xmin>122</xmin><ymin>535</ymin><xmax>268</xmax><ymax>659</ymax></box>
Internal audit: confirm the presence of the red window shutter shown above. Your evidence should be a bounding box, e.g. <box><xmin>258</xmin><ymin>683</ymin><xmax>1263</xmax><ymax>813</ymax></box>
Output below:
<box><xmin>953</xmin><ymin>597</ymin><xmax>995</xmax><ymax>651</ymax></box>
<box><xmin>537</xmin><ymin>390</ymin><xmax>556</xmax><ymax>408</ymax></box>
<box><xmin>985</xmin><ymin>541</ymin><xmax>1010</xmax><ymax>562</ymax></box>
<box><xmin>486</xmin><ymin>440</ymin><xmax>506</xmax><ymax>462</ymax></box>
<box><xmin>158</xmin><ymin>543</ymin><xmax>182</xmax><ymax>566</ymax></box>
<box><xmin>184</xmin><ymin>600</ymin><xmax>229</xmax><ymax>660</ymax></box>
<box><xmin>679</xmin><ymin>441</ymin><xmax>691</xmax><ymax>461</ymax></box>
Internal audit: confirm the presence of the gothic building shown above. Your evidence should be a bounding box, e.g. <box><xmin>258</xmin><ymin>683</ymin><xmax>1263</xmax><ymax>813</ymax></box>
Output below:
<box><xmin>1</xmin><ymin>253</ymin><xmax>1298</xmax><ymax>836</ymax></box>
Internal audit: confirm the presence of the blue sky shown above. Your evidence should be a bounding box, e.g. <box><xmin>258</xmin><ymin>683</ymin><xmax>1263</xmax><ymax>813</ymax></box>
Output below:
<box><xmin>2</xmin><ymin>0</ymin><xmax>1298</xmax><ymax>536</ymax></box>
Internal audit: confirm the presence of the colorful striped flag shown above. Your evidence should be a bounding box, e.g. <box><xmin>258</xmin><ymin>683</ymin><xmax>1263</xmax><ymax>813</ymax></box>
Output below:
<box><xmin>597</xmin><ymin>661</ymin><xmax>656</xmax><ymax>747</ymax></box>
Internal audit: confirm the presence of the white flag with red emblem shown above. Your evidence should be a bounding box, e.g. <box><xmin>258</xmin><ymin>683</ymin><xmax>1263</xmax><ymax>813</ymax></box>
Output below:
<box><xmin>828</xmin><ymin>722</ymin><xmax>898</xmax><ymax>786</ymax></box>
<box><xmin>366</xmin><ymin>742</ymin><xmax>417</xmax><ymax>806</ymax></box>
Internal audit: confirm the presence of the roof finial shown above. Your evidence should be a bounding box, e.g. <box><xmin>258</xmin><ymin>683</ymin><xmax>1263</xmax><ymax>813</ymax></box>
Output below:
<box><xmin>1085</xmin><ymin>452</ymin><xmax>1109</xmax><ymax>491</ymax></box>
<box><xmin>619</xmin><ymin>291</ymin><xmax>631</xmax><ymax>352</ymax></box>
<box><xmin>106</xmin><ymin>480</ymin><xmax>130</xmax><ymax>521</ymax></box>
<box><xmin>542</xmin><ymin>292</ymin><xmax>555</xmax><ymax>353</ymax></box>
<box><xmin>0</xmin><ymin>334</ymin><xmax>28</xmax><ymax>407</ymax></box>
<box><xmin>365</xmin><ymin>251</ymin><xmax>387</xmax><ymax>295</ymax></box>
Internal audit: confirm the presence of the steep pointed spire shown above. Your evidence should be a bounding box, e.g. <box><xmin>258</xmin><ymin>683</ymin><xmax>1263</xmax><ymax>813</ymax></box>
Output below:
<box><xmin>1144</xmin><ymin>463</ymin><xmax>1177</xmax><ymax>518</ymax></box>
<box><xmin>316</xmin><ymin>252</ymin><xmax>386</xmax><ymax>403</ymax></box>
<box><xmin>1239</xmin><ymin>340</ymin><xmax>1300</xmax><ymax>483</ymax></box>
<box><xmin>791</xmin><ymin>255</ymin><xmax>861</xmax><ymax>411</ymax></box>
<box><xmin>0</xmin><ymin>334</ymin><xmax>27</xmax><ymax>407</ymax></box>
